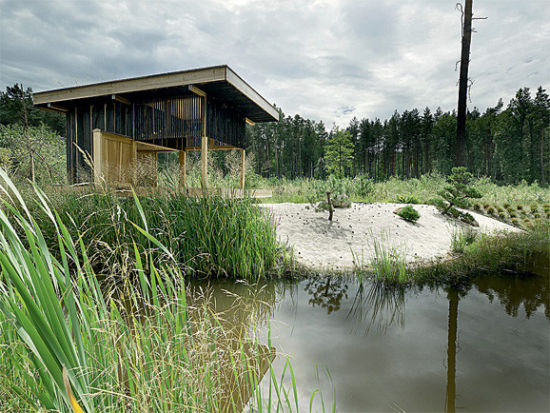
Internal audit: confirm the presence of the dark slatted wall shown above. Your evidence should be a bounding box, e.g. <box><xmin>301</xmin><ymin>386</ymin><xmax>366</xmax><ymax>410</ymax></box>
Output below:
<box><xmin>65</xmin><ymin>94</ymin><xmax>247</xmax><ymax>183</ymax></box>
<box><xmin>206</xmin><ymin>98</ymin><xmax>245</xmax><ymax>148</ymax></box>
<box><xmin>134</xmin><ymin>95</ymin><xmax>203</xmax><ymax>150</ymax></box>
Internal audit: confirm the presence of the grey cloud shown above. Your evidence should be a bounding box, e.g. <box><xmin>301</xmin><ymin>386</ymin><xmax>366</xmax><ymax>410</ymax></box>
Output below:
<box><xmin>0</xmin><ymin>0</ymin><xmax>548</xmax><ymax>126</ymax></box>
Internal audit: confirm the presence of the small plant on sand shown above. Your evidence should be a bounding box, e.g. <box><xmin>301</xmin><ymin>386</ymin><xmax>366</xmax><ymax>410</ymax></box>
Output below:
<box><xmin>394</xmin><ymin>205</ymin><xmax>420</xmax><ymax>224</ymax></box>
<box><xmin>308</xmin><ymin>175</ymin><xmax>351</xmax><ymax>221</ymax></box>
<box><xmin>437</xmin><ymin>167</ymin><xmax>482</xmax><ymax>226</ymax></box>
<box><xmin>472</xmin><ymin>202</ymin><xmax>482</xmax><ymax>211</ymax></box>
<box><xmin>485</xmin><ymin>206</ymin><xmax>495</xmax><ymax>215</ymax></box>
<box><xmin>530</xmin><ymin>203</ymin><xmax>539</xmax><ymax>213</ymax></box>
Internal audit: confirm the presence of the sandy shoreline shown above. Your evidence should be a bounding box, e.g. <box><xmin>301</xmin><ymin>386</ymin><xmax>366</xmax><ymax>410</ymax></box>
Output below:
<box><xmin>261</xmin><ymin>203</ymin><xmax>519</xmax><ymax>271</ymax></box>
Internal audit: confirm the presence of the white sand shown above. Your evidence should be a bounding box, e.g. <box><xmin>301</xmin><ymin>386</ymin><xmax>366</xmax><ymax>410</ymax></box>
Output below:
<box><xmin>261</xmin><ymin>203</ymin><xmax>520</xmax><ymax>271</ymax></box>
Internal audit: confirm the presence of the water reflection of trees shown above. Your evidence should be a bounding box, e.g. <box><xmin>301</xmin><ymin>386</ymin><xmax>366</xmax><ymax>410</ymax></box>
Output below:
<box><xmin>347</xmin><ymin>282</ymin><xmax>406</xmax><ymax>334</ymax></box>
<box><xmin>472</xmin><ymin>273</ymin><xmax>549</xmax><ymax>319</ymax></box>
<box><xmin>301</xmin><ymin>275</ymin><xmax>405</xmax><ymax>334</ymax></box>
<box><xmin>304</xmin><ymin>276</ymin><xmax>349</xmax><ymax>314</ymax></box>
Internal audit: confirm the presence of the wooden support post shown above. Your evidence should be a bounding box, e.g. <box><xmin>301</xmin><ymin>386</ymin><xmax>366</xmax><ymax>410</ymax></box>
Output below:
<box><xmin>131</xmin><ymin>140</ymin><xmax>137</xmax><ymax>187</ymax></box>
<box><xmin>240</xmin><ymin>149</ymin><xmax>246</xmax><ymax>190</ymax></box>
<box><xmin>179</xmin><ymin>150</ymin><xmax>187</xmax><ymax>192</ymax></box>
<box><xmin>92</xmin><ymin>129</ymin><xmax>102</xmax><ymax>185</ymax></box>
<box><xmin>200</xmin><ymin>136</ymin><xmax>208</xmax><ymax>190</ymax></box>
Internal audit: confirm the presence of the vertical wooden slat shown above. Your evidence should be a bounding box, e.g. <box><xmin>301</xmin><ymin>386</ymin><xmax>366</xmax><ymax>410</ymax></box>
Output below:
<box><xmin>113</xmin><ymin>102</ymin><xmax>116</xmax><ymax>132</ymax></box>
<box><xmin>132</xmin><ymin>140</ymin><xmax>137</xmax><ymax>187</ymax></box>
<box><xmin>66</xmin><ymin>113</ymin><xmax>72</xmax><ymax>183</ymax></box>
<box><xmin>92</xmin><ymin>129</ymin><xmax>102</xmax><ymax>185</ymax></box>
<box><xmin>201</xmin><ymin>135</ymin><xmax>208</xmax><ymax>190</ymax></box>
<box><xmin>103</xmin><ymin>103</ymin><xmax>107</xmax><ymax>130</ymax></box>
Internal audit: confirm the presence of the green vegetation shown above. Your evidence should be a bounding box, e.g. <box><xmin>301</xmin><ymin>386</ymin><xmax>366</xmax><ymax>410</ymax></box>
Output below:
<box><xmin>436</xmin><ymin>167</ymin><xmax>481</xmax><ymax>225</ymax></box>
<box><xmin>323</xmin><ymin>129</ymin><xmax>354</xmax><ymax>178</ymax></box>
<box><xmin>28</xmin><ymin>189</ymin><xmax>283</xmax><ymax>280</ymax></box>
<box><xmin>0</xmin><ymin>123</ymin><xmax>65</xmax><ymax>185</ymax></box>
<box><xmin>395</xmin><ymin>205</ymin><xmax>421</xmax><ymax>224</ymax></box>
<box><xmin>369</xmin><ymin>236</ymin><xmax>407</xmax><ymax>285</ymax></box>
<box><xmin>412</xmin><ymin>225</ymin><xmax>550</xmax><ymax>288</ymax></box>
<box><xmin>450</xmin><ymin>227</ymin><xmax>478</xmax><ymax>254</ymax></box>
<box><xmin>247</xmin><ymin>87</ymin><xmax>550</xmax><ymax>185</ymax></box>
<box><xmin>0</xmin><ymin>172</ymin><xmax>305</xmax><ymax>412</ymax></box>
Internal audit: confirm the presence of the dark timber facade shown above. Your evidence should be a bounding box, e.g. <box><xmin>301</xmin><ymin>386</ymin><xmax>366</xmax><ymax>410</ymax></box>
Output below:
<box><xmin>33</xmin><ymin>65</ymin><xmax>278</xmax><ymax>188</ymax></box>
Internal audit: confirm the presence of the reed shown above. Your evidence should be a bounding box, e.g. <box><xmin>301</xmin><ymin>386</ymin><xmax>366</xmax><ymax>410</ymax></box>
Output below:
<box><xmin>369</xmin><ymin>235</ymin><xmax>408</xmax><ymax>285</ymax></box>
<box><xmin>28</xmin><ymin>188</ymin><xmax>283</xmax><ymax>280</ymax></box>
<box><xmin>0</xmin><ymin>171</ymin><xmax>306</xmax><ymax>412</ymax></box>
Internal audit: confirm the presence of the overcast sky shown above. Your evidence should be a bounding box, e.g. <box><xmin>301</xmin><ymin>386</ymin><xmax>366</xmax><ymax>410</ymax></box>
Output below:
<box><xmin>1</xmin><ymin>0</ymin><xmax>548</xmax><ymax>126</ymax></box>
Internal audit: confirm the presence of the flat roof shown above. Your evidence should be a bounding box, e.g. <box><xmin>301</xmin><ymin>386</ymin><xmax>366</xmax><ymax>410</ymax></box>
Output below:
<box><xmin>33</xmin><ymin>65</ymin><xmax>278</xmax><ymax>122</ymax></box>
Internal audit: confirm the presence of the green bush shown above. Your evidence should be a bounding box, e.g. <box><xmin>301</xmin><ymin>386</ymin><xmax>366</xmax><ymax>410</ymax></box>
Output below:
<box><xmin>394</xmin><ymin>205</ymin><xmax>420</xmax><ymax>223</ymax></box>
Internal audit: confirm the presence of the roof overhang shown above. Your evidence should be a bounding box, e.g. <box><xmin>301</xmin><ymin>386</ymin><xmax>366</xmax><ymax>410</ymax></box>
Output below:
<box><xmin>33</xmin><ymin>65</ymin><xmax>278</xmax><ymax>122</ymax></box>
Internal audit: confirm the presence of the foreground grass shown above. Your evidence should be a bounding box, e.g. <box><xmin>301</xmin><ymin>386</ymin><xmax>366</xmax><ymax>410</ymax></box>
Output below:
<box><xmin>0</xmin><ymin>172</ymin><xmax>307</xmax><ymax>412</ymax></box>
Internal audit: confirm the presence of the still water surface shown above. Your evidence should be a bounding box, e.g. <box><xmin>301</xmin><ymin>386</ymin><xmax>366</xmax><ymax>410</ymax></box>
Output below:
<box><xmin>192</xmin><ymin>260</ymin><xmax>549</xmax><ymax>412</ymax></box>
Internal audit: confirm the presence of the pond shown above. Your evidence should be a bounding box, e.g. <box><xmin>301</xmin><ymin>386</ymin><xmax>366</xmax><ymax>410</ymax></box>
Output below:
<box><xmin>190</xmin><ymin>256</ymin><xmax>549</xmax><ymax>412</ymax></box>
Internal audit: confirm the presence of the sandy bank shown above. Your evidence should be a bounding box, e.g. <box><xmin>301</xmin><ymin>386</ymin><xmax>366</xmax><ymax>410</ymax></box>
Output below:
<box><xmin>261</xmin><ymin>203</ymin><xmax>519</xmax><ymax>271</ymax></box>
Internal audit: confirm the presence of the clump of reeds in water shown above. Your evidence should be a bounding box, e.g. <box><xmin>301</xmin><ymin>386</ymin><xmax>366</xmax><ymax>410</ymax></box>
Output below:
<box><xmin>369</xmin><ymin>234</ymin><xmax>408</xmax><ymax>285</ymax></box>
<box><xmin>29</xmin><ymin>184</ymin><xmax>284</xmax><ymax>280</ymax></box>
<box><xmin>0</xmin><ymin>171</ymin><xmax>302</xmax><ymax>412</ymax></box>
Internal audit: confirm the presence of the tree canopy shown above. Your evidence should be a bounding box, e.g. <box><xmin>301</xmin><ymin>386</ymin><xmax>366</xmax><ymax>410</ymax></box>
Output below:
<box><xmin>246</xmin><ymin>86</ymin><xmax>550</xmax><ymax>185</ymax></box>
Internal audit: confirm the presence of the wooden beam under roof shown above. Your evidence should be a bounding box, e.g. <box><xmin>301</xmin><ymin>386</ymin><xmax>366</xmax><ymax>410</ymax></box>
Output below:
<box><xmin>187</xmin><ymin>85</ymin><xmax>207</xmax><ymax>97</ymax></box>
<box><xmin>111</xmin><ymin>94</ymin><xmax>131</xmax><ymax>105</ymax></box>
<box><xmin>46</xmin><ymin>103</ymin><xmax>68</xmax><ymax>113</ymax></box>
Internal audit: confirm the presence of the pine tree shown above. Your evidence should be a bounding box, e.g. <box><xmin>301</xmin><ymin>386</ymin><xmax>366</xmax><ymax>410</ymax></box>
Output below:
<box><xmin>324</xmin><ymin>129</ymin><xmax>354</xmax><ymax>178</ymax></box>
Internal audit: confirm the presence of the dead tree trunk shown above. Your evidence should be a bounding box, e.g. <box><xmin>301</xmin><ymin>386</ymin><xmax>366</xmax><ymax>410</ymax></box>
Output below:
<box><xmin>455</xmin><ymin>0</ymin><xmax>473</xmax><ymax>167</ymax></box>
